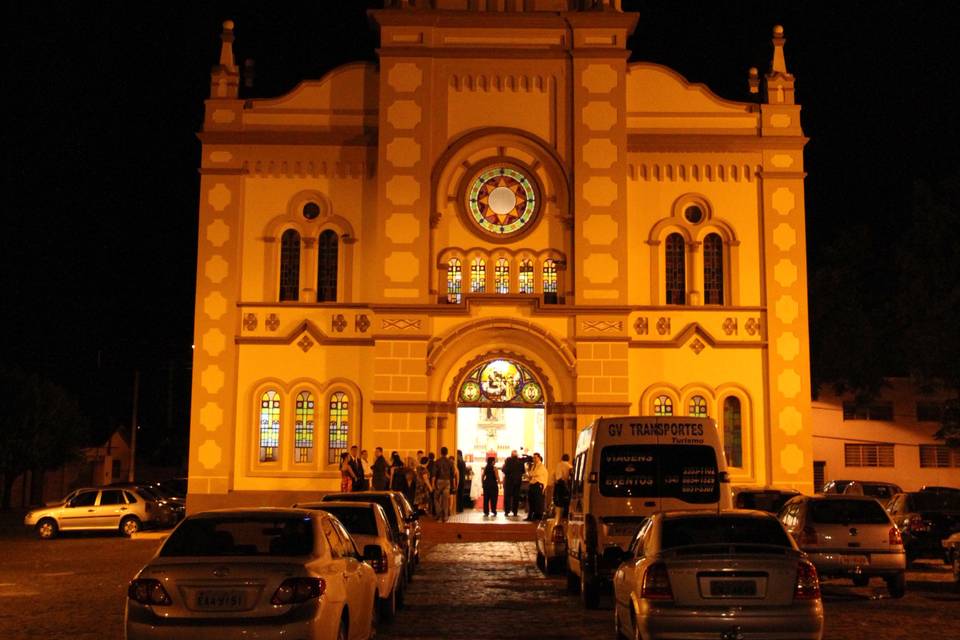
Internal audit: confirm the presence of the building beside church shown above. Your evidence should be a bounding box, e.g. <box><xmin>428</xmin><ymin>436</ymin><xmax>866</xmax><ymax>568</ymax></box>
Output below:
<box><xmin>187</xmin><ymin>0</ymin><xmax>814</xmax><ymax>512</ymax></box>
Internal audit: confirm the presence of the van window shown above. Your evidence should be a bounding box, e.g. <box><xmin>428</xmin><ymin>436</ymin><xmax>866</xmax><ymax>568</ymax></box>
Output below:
<box><xmin>599</xmin><ymin>445</ymin><xmax>719</xmax><ymax>503</ymax></box>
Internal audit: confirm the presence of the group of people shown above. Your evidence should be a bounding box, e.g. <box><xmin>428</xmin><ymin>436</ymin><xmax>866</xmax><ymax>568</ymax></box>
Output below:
<box><xmin>480</xmin><ymin>450</ymin><xmax>571</xmax><ymax>520</ymax></box>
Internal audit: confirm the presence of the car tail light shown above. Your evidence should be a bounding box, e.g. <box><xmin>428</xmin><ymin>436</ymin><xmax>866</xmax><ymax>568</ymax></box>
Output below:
<box><xmin>798</xmin><ymin>525</ymin><xmax>818</xmax><ymax>545</ymax></box>
<box><xmin>640</xmin><ymin>562</ymin><xmax>673</xmax><ymax>601</ymax></box>
<box><xmin>793</xmin><ymin>561</ymin><xmax>820</xmax><ymax>600</ymax></box>
<box><xmin>369</xmin><ymin>554</ymin><xmax>388</xmax><ymax>574</ymax></box>
<box><xmin>907</xmin><ymin>515</ymin><xmax>930</xmax><ymax>533</ymax></box>
<box><xmin>271</xmin><ymin>577</ymin><xmax>326</xmax><ymax>605</ymax></box>
<box><xmin>552</xmin><ymin>525</ymin><xmax>565</xmax><ymax>543</ymax></box>
<box><xmin>128</xmin><ymin>579</ymin><xmax>172</xmax><ymax>606</ymax></box>
<box><xmin>889</xmin><ymin>526</ymin><xmax>903</xmax><ymax>545</ymax></box>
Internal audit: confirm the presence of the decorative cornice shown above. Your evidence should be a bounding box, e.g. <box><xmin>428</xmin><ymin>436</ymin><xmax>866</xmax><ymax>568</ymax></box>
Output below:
<box><xmin>627</xmin><ymin>134</ymin><xmax>808</xmax><ymax>152</ymax></box>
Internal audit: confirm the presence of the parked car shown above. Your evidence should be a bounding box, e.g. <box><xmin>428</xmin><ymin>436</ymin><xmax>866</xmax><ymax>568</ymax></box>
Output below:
<box><xmin>299</xmin><ymin>500</ymin><xmax>407</xmax><ymax>620</ymax></box>
<box><xmin>535</xmin><ymin>503</ymin><xmax>567</xmax><ymax>573</ymax></box>
<box><xmin>942</xmin><ymin>531</ymin><xmax>960</xmax><ymax>584</ymax></box>
<box><xmin>612</xmin><ymin>510</ymin><xmax>823</xmax><ymax>640</ymax></box>
<box><xmin>24</xmin><ymin>486</ymin><xmax>157</xmax><ymax>539</ymax></box>
<box><xmin>779</xmin><ymin>495</ymin><xmax>907</xmax><ymax>597</ymax></box>
<box><xmin>886</xmin><ymin>491</ymin><xmax>960</xmax><ymax>562</ymax></box>
<box><xmin>108</xmin><ymin>482</ymin><xmax>185</xmax><ymax>528</ymax></box>
<box><xmin>732</xmin><ymin>486</ymin><xmax>801</xmax><ymax>513</ymax></box>
<box><xmin>920</xmin><ymin>485</ymin><xmax>960</xmax><ymax>496</ymax></box>
<box><xmin>125</xmin><ymin>508</ymin><xmax>379</xmax><ymax>640</ymax></box>
<box><xmin>820</xmin><ymin>480</ymin><xmax>901</xmax><ymax>505</ymax></box>
<box><xmin>155</xmin><ymin>477</ymin><xmax>187</xmax><ymax>499</ymax></box>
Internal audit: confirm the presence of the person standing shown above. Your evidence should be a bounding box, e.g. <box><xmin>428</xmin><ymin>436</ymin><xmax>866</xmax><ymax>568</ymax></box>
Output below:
<box><xmin>426</xmin><ymin>452</ymin><xmax>437</xmax><ymax>515</ymax></box>
<box><xmin>525</xmin><ymin>452</ymin><xmax>548</xmax><ymax>521</ymax></box>
<box><xmin>360</xmin><ymin>449</ymin><xmax>373</xmax><ymax>489</ymax></box>
<box><xmin>481</xmin><ymin>456</ymin><xmax>500</xmax><ymax>517</ymax></box>
<box><xmin>501</xmin><ymin>450</ymin><xmax>524</xmax><ymax>517</ymax></box>
<box><xmin>414</xmin><ymin>456</ymin><xmax>433</xmax><ymax>513</ymax></box>
<box><xmin>349</xmin><ymin>445</ymin><xmax>367</xmax><ymax>491</ymax></box>
<box><xmin>553</xmin><ymin>452</ymin><xmax>573</xmax><ymax>507</ymax></box>
<box><xmin>389</xmin><ymin>451</ymin><xmax>407</xmax><ymax>495</ymax></box>
<box><xmin>433</xmin><ymin>446</ymin><xmax>455</xmax><ymax>523</ymax></box>
<box><xmin>455</xmin><ymin>449</ymin><xmax>469</xmax><ymax>513</ymax></box>
<box><xmin>339</xmin><ymin>451</ymin><xmax>356</xmax><ymax>493</ymax></box>
<box><xmin>371</xmin><ymin>447</ymin><xmax>389</xmax><ymax>491</ymax></box>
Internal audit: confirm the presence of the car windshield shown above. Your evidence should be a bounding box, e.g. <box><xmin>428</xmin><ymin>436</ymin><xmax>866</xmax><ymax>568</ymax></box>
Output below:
<box><xmin>322</xmin><ymin>494</ymin><xmax>399</xmax><ymax>532</ymax></box>
<box><xmin>661</xmin><ymin>516</ymin><xmax>792</xmax><ymax>550</ymax></box>
<box><xmin>160</xmin><ymin>515</ymin><xmax>315</xmax><ymax>557</ymax></box>
<box><xmin>810</xmin><ymin>499</ymin><xmax>889</xmax><ymax>524</ymax></box>
<box><xmin>319</xmin><ymin>506</ymin><xmax>379</xmax><ymax>536</ymax></box>
<box><xmin>735</xmin><ymin>491</ymin><xmax>796</xmax><ymax>513</ymax></box>
<box><xmin>599</xmin><ymin>445</ymin><xmax>719</xmax><ymax>503</ymax></box>
<box><xmin>908</xmin><ymin>493</ymin><xmax>960</xmax><ymax>511</ymax></box>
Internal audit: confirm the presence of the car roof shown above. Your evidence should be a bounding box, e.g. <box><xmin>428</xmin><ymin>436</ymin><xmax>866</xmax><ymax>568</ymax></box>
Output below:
<box><xmin>298</xmin><ymin>500</ymin><xmax>381</xmax><ymax>511</ymax></box>
<box><xmin>188</xmin><ymin>507</ymin><xmax>318</xmax><ymax>518</ymax></box>
<box><xmin>801</xmin><ymin>494</ymin><xmax>882</xmax><ymax>502</ymax></box>
<box><xmin>732</xmin><ymin>486</ymin><xmax>800</xmax><ymax>494</ymax></box>
<box><xmin>661</xmin><ymin>509</ymin><xmax>777</xmax><ymax>520</ymax></box>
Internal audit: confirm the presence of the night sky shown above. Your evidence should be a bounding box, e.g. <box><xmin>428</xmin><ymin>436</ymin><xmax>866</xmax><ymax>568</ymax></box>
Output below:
<box><xmin>3</xmin><ymin>2</ymin><xmax>955</xmax><ymax>462</ymax></box>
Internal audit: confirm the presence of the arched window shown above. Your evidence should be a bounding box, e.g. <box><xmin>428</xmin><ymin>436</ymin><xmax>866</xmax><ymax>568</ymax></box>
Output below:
<box><xmin>295</xmin><ymin>391</ymin><xmax>315</xmax><ymax>463</ymax></box>
<box><xmin>665</xmin><ymin>233</ymin><xmax>686</xmax><ymax>304</ymax></box>
<box><xmin>328</xmin><ymin>391</ymin><xmax>349</xmax><ymax>465</ymax></box>
<box><xmin>447</xmin><ymin>258</ymin><xmax>462</xmax><ymax>303</ymax></box>
<box><xmin>543</xmin><ymin>259</ymin><xmax>558</xmax><ymax>304</ymax></box>
<box><xmin>653</xmin><ymin>395</ymin><xmax>673</xmax><ymax>416</ymax></box>
<box><xmin>317</xmin><ymin>230</ymin><xmax>338</xmax><ymax>302</ymax></box>
<box><xmin>689</xmin><ymin>395</ymin><xmax>708</xmax><ymax>417</ymax></box>
<box><xmin>723</xmin><ymin>396</ymin><xmax>743</xmax><ymax>467</ymax></box>
<box><xmin>470</xmin><ymin>258</ymin><xmax>486</xmax><ymax>293</ymax></box>
<box><xmin>258</xmin><ymin>390</ymin><xmax>281</xmax><ymax>462</ymax></box>
<box><xmin>519</xmin><ymin>259</ymin><xmax>534</xmax><ymax>294</ymax></box>
<box><xmin>279</xmin><ymin>230</ymin><xmax>301</xmax><ymax>302</ymax></box>
<box><xmin>495</xmin><ymin>258</ymin><xmax>510</xmax><ymax>294</ymax></box>
<box><xmin>704</xmin><ymin>233</ymin><xmax>724</xmax><ymax>305</ymax></box>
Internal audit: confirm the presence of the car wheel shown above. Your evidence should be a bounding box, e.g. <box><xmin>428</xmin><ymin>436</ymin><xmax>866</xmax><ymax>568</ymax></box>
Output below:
<box><xmin>580</xmin><ymin>564</ymin><xmax>600</xmax><ymax>609</ymax></box>
<box><xmin>36</xmin><ymin>518</ymin><xmax>58</xmax><ymax>540</ymax></box>
<box><xmin>852</xmin><ymin>574</ymin><xmax>869</xmax><ymax>587</ymax></box>
<box><xmin>337</xmin><ymin>615</ymin><xmax>349</xmax><ymax>640</ymax></box>
<box><xmin>380</xmin><ymin>587</ymin><xmax>397</xmax><ymax>622</ymax></box>
<box><xmin>536</xmin><ymin>550</ymin><xmax>546</xmax><ymax>573</ymax></box>
<box><xmin>120</xmin><ymin>516</ymin><xmax>141</xmax><ymax>537</ymax></box>
<box><xmin>614</xmin><ymin>604</ymin><xmax>629</xmax><ymax>640</ymax></box>
<box><xmin>885</xmin><ymin>572</ymin><xmax>906</xmax><ymax>598</ymax></box>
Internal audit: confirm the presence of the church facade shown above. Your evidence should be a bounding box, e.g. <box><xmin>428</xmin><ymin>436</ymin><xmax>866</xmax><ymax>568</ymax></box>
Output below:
<box><xmin>187</xmin><ymin>0</ymin><xmax>813</xmax><ymax>512</ymax></box>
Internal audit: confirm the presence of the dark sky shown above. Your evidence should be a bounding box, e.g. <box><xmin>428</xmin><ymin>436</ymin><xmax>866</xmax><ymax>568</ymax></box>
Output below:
<box><xmin>2</xmin><ymin>2</ymin><xmax>956</xmax><ymax>456</ymax></box>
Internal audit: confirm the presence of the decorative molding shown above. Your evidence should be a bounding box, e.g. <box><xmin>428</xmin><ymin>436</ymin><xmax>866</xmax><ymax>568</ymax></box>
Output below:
<box><xmin>449</xmin><ymin>73</ymin><xmax>550</xmax><ymax>93</ymax></box>
<box><xmin>381</xmin><ymin>318</ymin><xmax>422</xmax><ymax>331</ymax></box>
<box><xmin>629</xmin><ymin>162</ymin><xmax>760</xmax><ymax>183</ymax></box>
<box><xmin>297</xmin><ymin>335</ymin><xmax>314</xmax><ymax>352</ymax></box>
<box><xmin>243</xmin><ymin>313</ymin><xmax>258</xmax><ymax>331</ymax></box>
<box><xmin>355</xmin><ymin>314</ymin><xmax>370</xmax><ymax>333</ymax></box>
<box><xmin>634</xmin><ymin>317</ymin><xmax>649</xmax><ymax>335</ymax></box>
<box><xmin>332</xmin><ymin>314</ymin><xmax>347</xmax><ymax>333</ymax></box>
<box><xmin>690</xmin><ymin>338</ymin><xmax>706</xmax><ymax>355</ymax></box>
<box><xmin>656</xmin><ymin>317</ymin><xmax>671</xmax><ymax>335</ymax></box>
<box><xmin>245</xmin><ymin>159</ymin><xmax>372</xmax><ymax>179</ymax></box>
<box><xmin>745</xmin><ymin>318</ymin><xmax>761</xmax><ymax>336</ymax></box>
<box><xmin>582</xmin><ymin>319</ymin><xmax>623</xmax><ymax>333</ymax></box>
<box><xmin>722</xmin><ymin>317</ymin><xmax>738</xmax><ymax>336</ymax></box>
<box><xmin>266</xmin><ymin>314</ymin><xmax>280</xmax><ymax>332</ymax></box>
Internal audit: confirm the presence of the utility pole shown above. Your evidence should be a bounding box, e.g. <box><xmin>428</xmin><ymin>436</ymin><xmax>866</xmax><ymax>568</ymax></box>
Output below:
<box><xmin>128</xmin><ymin>369</ymin><xmax>140</xmax><ymax>482</ymax></box>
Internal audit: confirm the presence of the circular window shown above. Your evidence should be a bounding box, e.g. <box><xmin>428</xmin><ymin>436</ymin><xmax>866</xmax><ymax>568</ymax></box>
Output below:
<box><xmin>684</xmin><ymin>205</ymin><xmax>704</xmax><ymax>224</ymax></box>
<box><xmin>467</xmin><ymin>166</ymin><xmax>537</xmax><ymax>237</ymax></box>
<box><xmin>302</xmin><ymin>202</ymin><xmax>321</xmax><ymax>220</ymax></box>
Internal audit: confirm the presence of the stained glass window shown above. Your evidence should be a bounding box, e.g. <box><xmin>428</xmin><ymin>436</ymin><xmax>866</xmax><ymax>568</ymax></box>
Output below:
<box><xmin>458</xmin><ymin>359</ymin><xmax>543</xmax><ymax>406</ymax></box>
<box><xmin>723</xmin><ymin>396</ymin><xmax>743</xmax><ymax>467</ymax></box>
<box><xmin>543</xmin><ymin>259</ymin><xmax>558</xmax><ymax>304</ymax></box>
<box><xmin>317</xmin><ymin>230</ymin><xmax>338</xmax><ymax>302</ymax></box>
<box><xmin>470</xmin><ymin>258</ymin><xmax>486</xmax><ymax>293</ymax></box>
<box><xmin>665</xmin><ymin>233</ymin><xmax>686</xmax><ymax>305</ymax></box>
<box><xmin>653</xmin><ymin>395</ymin><xmax>673</xmax><ymax>416</ymax></box>
<box><xmin>259</xmin><ymin>390</ymin><xmax>281</xmax><ymax>462</ymax></box>
<box><xmin>328</xmin><ymin>391</ymin><xmax>349</xmax><ymax>465</ymax></box>
<box><xmin>295</xmin><ymin>391</ymin><xmax>314</xmax><ymax>463</ymax></box>
<box><xmin>495</xmin><ymin>258</ymin><xmax>510</xmax><ymax>294</ymax></box>
<box><xmin>467</xmin><ymin>166</ymin><xmax>537</xmax><ymax>237</ymax></box>
<box><xmin>689</xmin><ymin>395</ymin><xmax>708</xmax><ymax>417</ymax></box>
<box><xmin>447</xmin><ymin>258</ymin><xmax>462</xmax><ymax>303</ymax></box>
<box><xmin>279</xmin><ymin>229</ymin><xmax>301</xmax><ymax>302</ymax></box>
<box><xmin>519</xmin><ymin>259</ymin><xmax>534</xmax><ymax>294</ymax></box>
<box><xmin>704</xmin><ymin>233</ymin><xmax>724</xmax><ymax>305</ymax></box>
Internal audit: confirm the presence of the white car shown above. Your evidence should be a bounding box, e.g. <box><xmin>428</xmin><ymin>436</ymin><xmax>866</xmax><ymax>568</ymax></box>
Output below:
<box><xmin>125</xmin><ymin>508</ymin><xmax>379</xmax><ymax>640</ymax></box>
<box><xmin>298</xmin><ymin>501</ymin><xmax>407</xmax><ymax>620</ymax></box>
<box><xmin>25</xmin><ymin>487</ymin><xmax>157</xmax><ymax>539</ymax></box>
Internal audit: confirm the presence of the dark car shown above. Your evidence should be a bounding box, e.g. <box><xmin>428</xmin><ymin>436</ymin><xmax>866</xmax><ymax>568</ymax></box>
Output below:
<box><xmin>886</xmin><ymin>491</ymin><xmax>960</xmax><ymax>563</ymax></box>
<box><xmin>821</xmin><ymin>479</ymin><xmax>902</xmax><ymax>505</ymax></box>
<box><xmin>732</xmin><ymin>486</ymin><xmax>800</xmax><ymax>513</ymax></box>
<box><xmin>108</xmin><ymin>483</ymin><xmax>185</xmax><ymax>528</ymax></box>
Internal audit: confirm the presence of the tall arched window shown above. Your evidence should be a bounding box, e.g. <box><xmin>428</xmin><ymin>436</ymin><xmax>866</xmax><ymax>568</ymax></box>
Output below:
<box><xmin>519</xmin><ymin>259</ymin><xmax>534</xmax><ymax>294</ymax></box>
<box><xmin>470</xmin><ymin>258</ymin><xmax>486</xmax><ymax>293</ymax></box>
<box><xmin>279</xmin><ymin>230</ymin><xmax>301</xmax><ymax>302</ymax></box>
<box><xmin>543</xmin><ymin>259</ymin><xmax>558</xmax><ymax>304</ymax></box>
<box><xmin>317</xmin><ymin>230</ymin><xmax>338</xmax><ymax>302</ymax></box>
<box><xmin>704</xmin><ymin>233</ymin><xmax>724</xmax><ymax>305</ymax></box>
<box><xmin>295</xmin><ymin>391</ymin><xmax>315</xmax><ymax>463</ymax></box>
<box><xmin>653</xmin><ymin>395</ymin><xmax>673</xmax><ymax>416</ymax></box>
<box><xmin>723</xmin><ymin>396</ymin><xmax>743</xmax><ymax>467</ymax></box>
<box><xmin>689</xmin><ymin>395</ymin><xmax>708</xmax><ymax>417</ymax></box>
<box><xmin>447</xmin><ymin>258</ymin><xmax>462</xmax><ymax>303</ymax></box>
<box><xmin>328</xmin><ymin>391</ymin><xmax>349</xmax><ymax>465</ymax></box>
<box><xmin>495</xmin><ymin>258</ymin><xmax>510</xmax><ymax>294</ymax></box>
<box><xmin>665</xmin><ymin>233</ymin><xmax>686</xmax><ymax>304</ymax></box>
<box><xmin>258</xmin><ymin>390</ymin><xmax>281</xmax><ymax>462</ymax></box>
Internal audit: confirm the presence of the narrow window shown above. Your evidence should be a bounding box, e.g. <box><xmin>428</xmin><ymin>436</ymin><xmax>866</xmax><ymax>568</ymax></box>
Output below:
<box><xmin>317</xmin><ymin>230</ymin><xmax>338</xmax><ymax>302</ymax></box>
<box><xmin>703</xmin><ymin>233</ymin><xmax>724</xmax><ymax>305</ymax></box>
<box><xmin>328</xmin><ymin>391</ymin><xmax>349</xmax><ymax>465</ymax></box>
<box><xmin>279</xmin><ymin>230</ymin><xmax>301</xmax><ymax>302</ymax></box>
<box><xmin>665</xmin><ymin>233</ymin><xmax>686</xmax><ymax>304</ymax></box>
<box><xmin>519</xmin><ymin>259</ymin><xmax>534</xmax><ymax>294</ymax></box>
<box><xmin>723</xmin><ymin>396</ymin><xmax>743</xmax><ymax>467</ymax></box>
<box><xmin>495</xmin><ymin>258</ymin><xmax>510</xmax><ymax>294</ymax></box>
<box><xmin>689</xmin><ymin>395</ymin><xmax>707</xmax><ymax>417</ymax></box>
<box><xmin>447</xmin><ymin>258</ymin><xmax>462</xmax><ymax>303</ymax></box>
<box><xmin>653</xmin><ymin>395</ymin><xmax>673</xmax><ymax>416</ymax></box>
<box><xmin>470</xmin><ymin>258</ymin><xmax>486</xmax><ymax>293</ymax></box>
<box><xmin>295</xmin><ymin>391</ymin><xmax>314</xmax><ymax>463</ymax></box>
<box><xmin>543</xmin><ymin>259</ymin><xmax>558</xmax><ymax>304</ymax></box>
<box><xmin>259</xmin><ymin>390</ymin><xmax>281</xmax><ymax>462</ymax></box>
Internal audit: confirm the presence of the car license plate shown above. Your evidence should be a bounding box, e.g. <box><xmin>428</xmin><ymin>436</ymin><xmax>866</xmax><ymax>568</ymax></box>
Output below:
<box><xmin>195</xmin><ymin>589</ymin><xmax>246</xmax><ymax>610</ymax></box>
<box><xmin>840</xmin><ymin>555</ymin><xmax>869</xmax><ymax>567</ymax></box>
<box><xmin>709</xmin><ymin>579</ymin><xmax>757</xmax><ymax>597</ymax></box>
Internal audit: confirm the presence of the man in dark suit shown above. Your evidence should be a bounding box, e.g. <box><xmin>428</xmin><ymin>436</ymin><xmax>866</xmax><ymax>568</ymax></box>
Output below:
<box><xmin>349</xmin><ymin>445</ymin><xmax>367</xmax><ymax>491</ymax></box>
<box><xmin>501</xmin><ymin>450</ymin><xmax>524</xmax><ymax>517</ymax></box>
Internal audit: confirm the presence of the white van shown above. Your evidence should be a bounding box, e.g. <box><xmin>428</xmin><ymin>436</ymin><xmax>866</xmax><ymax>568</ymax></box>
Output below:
<box><xmin>565</xmin><ymin>416</ymin><xmax>731</xmax><ymax>607</ymax></box>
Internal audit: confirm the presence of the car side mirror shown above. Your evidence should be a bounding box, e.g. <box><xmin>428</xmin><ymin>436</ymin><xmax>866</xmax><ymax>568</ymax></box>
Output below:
<box><xmin>363</xmin><ymin>544</ymin><xmax>384</xmax><ymax>563</ymax></box>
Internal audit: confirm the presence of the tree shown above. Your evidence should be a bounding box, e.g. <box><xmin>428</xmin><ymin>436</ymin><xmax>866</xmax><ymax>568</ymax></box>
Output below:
<box><xmin>0</xmin><ymin>366</ymin><xmax>88</xmax><ymax>509</ymax></box>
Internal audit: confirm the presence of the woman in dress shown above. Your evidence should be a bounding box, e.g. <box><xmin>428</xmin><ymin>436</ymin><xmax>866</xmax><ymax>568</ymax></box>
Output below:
<box><xmin>339</xmin><ymin>451</ymin><xmax>356</xmax><ymax>493</ymax></box>
<box><xmin>481</xmin><ymin>456</ymin><xmax>500</xmax><ymax>516</ymax></box>
<box><xmin>414</xmin><ymin>456</ymin><xmax>433</xmax><ymax>513</ymax></box>
<box><xmin>389</xmin><ymin>451</ymin><xmax>407</xmax><ymax>494</ymax></box>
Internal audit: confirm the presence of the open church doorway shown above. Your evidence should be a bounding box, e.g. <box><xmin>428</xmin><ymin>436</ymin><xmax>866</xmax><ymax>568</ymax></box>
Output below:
<box><xmin>454</xmin><ymin>358</ymin><xmax>546</xmax><ymax>512</ymax></box>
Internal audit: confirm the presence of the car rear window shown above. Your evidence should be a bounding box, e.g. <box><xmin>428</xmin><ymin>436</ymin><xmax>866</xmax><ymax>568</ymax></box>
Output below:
<box><xmin>661</xmin><ymin>516</ymin><xmax>792</xmax><ymax>550</ymax></box>
<box><xmin>319</xmin><ymin>506</ymin><xmax>378</xmax><ymax>536</ymax></box>
<box><xmin>810</xmin><ymin>500</ymin><xmax>889</xmax><ymax>525</ymax></box>
<box><xmin>160</xmin><ymin>515</ymin><xmax>316</xmax><ymax>557</ymax></box>
<box><xmin>599</xmin><ymin>445</ymin><xmax>719</xmax><ymax>503</ymax></box>
<box><xmin>322</xmin><ymin>494</ymin><xmax>399</xmax><ymax>532</ymax></box>
<box><xmin>908</xmin><ymin>493</ymin><xmax>960</xmax><ymax>511</ymax></box>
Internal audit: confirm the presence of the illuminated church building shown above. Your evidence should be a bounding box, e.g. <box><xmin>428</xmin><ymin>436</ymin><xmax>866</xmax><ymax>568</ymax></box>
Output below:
<box><xmin>187</xmin><ymin>1</ymin><xmax>813</xmax><ymax>511</ymax></box>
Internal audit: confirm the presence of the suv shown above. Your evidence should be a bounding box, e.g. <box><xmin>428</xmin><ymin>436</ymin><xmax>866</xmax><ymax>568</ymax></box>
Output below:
<box><xmin>24</xmin><ymin>487</ymin><xmax>157</xmax><ymax>539</ymax></box>
<box><xmin>821</xmin><ymin>480</ymin><xmax>902</xmax><ymax>505</ymax></box>
<box><xmin>886</xmin><ymin>491</ymin><xmax>960</xmax><ymax>563</ymax></box>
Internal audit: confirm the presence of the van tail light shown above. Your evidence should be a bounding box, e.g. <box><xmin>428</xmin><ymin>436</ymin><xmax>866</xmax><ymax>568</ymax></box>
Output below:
<box><xmin>907</xmin><ymin>515</ymin><xmax>930</xmax><ymax>533</ymax></box>
<box><xmin>640</xmin><ymin>562</ymin><xmax>674</xmax><ymax>601</ymax></box>
<box><xmin>369</xmin><ymin>554</ymin><xmax>389</xmax><ymax>574</ymax></box>
<box><xmin>271</xmin><ymin>577</ymin><xmax>326</xmax><ymax>605</ymax></box>
<box><xmin>128</xmin><ymin>579</ymin><xmax>172</xmax><ymax>606</ymax></box>
<box><xmin>889</xmin><ymin>526</ymin><xmax>903</xmax><ymax>545</ymax></box>
<box><xmin>793</xmin><ymin>561</ymin><xmax>820</xmax><ymax>600</ymax></box>
<box><xmin>552</xmin><ymin>525</ymin><xmax>565</xmax><ymax>543</ymax></box>
<box><xmin>798</xmin><ymin>526</ymin><xmax>818</xmax><ymax>545</ymax></box>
